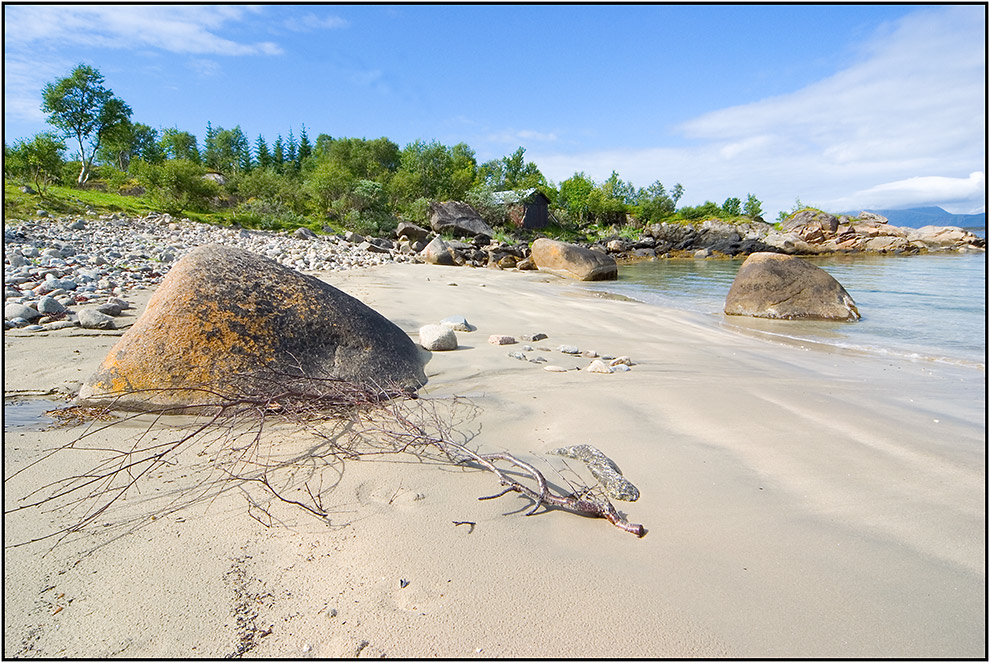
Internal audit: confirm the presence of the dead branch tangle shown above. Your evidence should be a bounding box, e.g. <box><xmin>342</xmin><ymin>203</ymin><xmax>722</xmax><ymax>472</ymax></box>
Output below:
<box><xmin>5</xmin><ymin>365</ymin><xmax>645</xmax><ymax>549</ymax></box>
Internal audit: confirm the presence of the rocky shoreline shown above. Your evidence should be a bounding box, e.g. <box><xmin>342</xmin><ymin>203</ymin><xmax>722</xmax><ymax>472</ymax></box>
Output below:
<box><xmin>3</xmin><ymin>212</ymin><xmax>415</xmax><ymax>332</ymax></box>
<box><xmin>4</xmin><ymin>208</ymin><xmax>984</xmax><ymax>333</ymax></box>
<box><xmin>599</xmin><ymin>210</ymin><xmax>985</xmax><ymax>262</ymax></box>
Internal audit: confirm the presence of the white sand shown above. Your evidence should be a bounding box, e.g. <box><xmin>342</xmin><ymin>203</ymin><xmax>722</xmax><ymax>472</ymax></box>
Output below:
<box><xmin>3</xmin><ymin>263</ymin><xmax>985</xmax><ymax>658</ymax></box>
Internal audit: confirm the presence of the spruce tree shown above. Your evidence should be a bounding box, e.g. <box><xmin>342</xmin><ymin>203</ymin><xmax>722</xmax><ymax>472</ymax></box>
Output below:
<box><xmin>255</xmin><ymin>134</ymin><xmax>271</xmax><ymax>169</ymax></box>
<box><xmin>297</xmin><ymin>124</ymin><xmax>312</xmax><ymax>167</ymax></box>
<box><xmin>272</xmin><ymin>135</ymin><xmax>285</xmax><ymax>171</ymax></box>
<box><xmin>286</xmin><ymin>128</ymin><xmax>298</xmax><ymax>167</ymax></box>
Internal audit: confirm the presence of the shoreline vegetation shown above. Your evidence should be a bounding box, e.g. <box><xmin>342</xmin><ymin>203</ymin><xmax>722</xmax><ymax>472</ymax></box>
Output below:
<box><xmin>6</xmin><ymin>67</ymin><xmax>983</xmax><ymax>260</ymax></box>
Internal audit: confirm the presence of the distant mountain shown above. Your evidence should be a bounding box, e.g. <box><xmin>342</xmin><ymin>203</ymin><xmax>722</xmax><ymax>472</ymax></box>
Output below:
<box><xmin>842</xmin><ymin>206</ymin><xmax>986</xmax><ymax>229</ymax></box>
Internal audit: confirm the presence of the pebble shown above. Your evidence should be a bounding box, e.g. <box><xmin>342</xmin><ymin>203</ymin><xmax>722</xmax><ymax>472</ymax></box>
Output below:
<box><xmin>557</xmin><ymin>345</ymin><xmax>580</xmax><ymax>354</ymax></box>
<box><xmin>543</xmin><ymin>365</ymin><xmax>570</xmax><ymax>372</ymax></box>
<box><xmin>37</xmin><ymin>295</ymin><xmax>66</xmax><ymax>315</ymax></box>
<box><xmin>586</xmin><ymin>359</ymin><xmax>614</xmax><ymax>374</ymax></box>
<box><xmin>77</xmin><ymin>309</ymin><xmax>116</xmax><ymax>330</ymax></box>
<box><xmin>507</xmin><ymin>351</ymin><xmax>527</xmax><ymax>360</ymax></box>
<box><xmin>97</xmin><ymin>302</ymin><xmax>123</xmax><ymax>317</ymax></box>
<box><xmin>4</xmin><ymin>302</ymin><xmax>41</xmax><ymax>321</ymax></box>
<box><xmin>440</xmin><ymin>315</ymin><xmax>474</xmax><ymax>332</ymax></box>
<box><xmin>419</xmin><ymin>324</ymin><xmax>458</xmax><ymax>351</ymax></box>
<box><xmin>520</xmin><ymin>333</ymin><xmax>548</xmax><ymax>342</ymax></box>
<box><xmin>488</xmin><ymin>334</ymin><xmax>517</xmax><ymax>345</ymax></box>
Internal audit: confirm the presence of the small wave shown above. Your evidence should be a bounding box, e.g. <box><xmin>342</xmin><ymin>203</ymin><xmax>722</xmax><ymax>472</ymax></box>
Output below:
<box><xmin>717</xmin><ymin>319</ymin><xmax>986</xmax><ymax>370</ymax></box>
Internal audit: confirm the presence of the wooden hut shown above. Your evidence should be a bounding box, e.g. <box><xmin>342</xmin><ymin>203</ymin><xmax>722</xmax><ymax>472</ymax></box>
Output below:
<box><xmin>493</xmin><ymin>188</ymin><xmax>551</xmax><ymax>230</ymax></box>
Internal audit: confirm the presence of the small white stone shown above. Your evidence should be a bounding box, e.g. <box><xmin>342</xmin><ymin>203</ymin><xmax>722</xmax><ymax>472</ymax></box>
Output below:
<box><xmin>419</xmin><ymin>324</ymin><xmax>457</xmax><ymax>351</ymax></box>
<box><xmin>586</xmin><ymin>359</ymin><xmax>614</xmax><ymax>374</ymax></box>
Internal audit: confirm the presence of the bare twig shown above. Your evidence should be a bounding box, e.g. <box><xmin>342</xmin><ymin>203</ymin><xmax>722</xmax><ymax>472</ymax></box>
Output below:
<box><xmin>4</xmin><ymin>364</ymin><xmax>645</xmax><ymax>549</ymax></box>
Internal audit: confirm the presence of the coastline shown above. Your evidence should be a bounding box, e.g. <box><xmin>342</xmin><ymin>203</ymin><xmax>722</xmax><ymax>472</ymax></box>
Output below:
<box><xmin>3</xmin><ymin>262</ymin><xmax>986</xmax><ymax>657</ymax></box>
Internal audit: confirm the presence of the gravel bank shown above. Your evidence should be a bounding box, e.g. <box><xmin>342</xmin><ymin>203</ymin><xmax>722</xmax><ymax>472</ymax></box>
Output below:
<box><xmin>4</xmin><ymin>212</ymin><xmax>416</xmax><ymax>332</ymax></box>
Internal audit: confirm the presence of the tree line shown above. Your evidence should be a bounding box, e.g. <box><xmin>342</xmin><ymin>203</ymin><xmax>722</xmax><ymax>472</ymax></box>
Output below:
<box><xmin>5</xmin><ymin>64</ymin><xmax>766</xmax><ymax>236</ymax></box>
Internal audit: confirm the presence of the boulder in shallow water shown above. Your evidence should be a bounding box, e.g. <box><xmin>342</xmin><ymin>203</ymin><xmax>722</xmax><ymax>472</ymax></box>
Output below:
<box><xmin>724</xmin><ymin>252</ymin><xmax>860</xmax><ymax>321</ymax></box>
<box><xmin>530</xmin><ymin>238</ymin><xmax>618</xmax><ymax>281</ymax></box>
<box><xmin>77</xmin><ymin>244</ymin><xmax>426</xmax><ymax>410</ymax></box>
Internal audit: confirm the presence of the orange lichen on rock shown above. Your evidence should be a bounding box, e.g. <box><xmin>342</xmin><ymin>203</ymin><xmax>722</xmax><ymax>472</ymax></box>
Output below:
<box><xmin>77</xmin><ymin>244</ymin><xmax>427</xmax><ymax>410</ymax></box>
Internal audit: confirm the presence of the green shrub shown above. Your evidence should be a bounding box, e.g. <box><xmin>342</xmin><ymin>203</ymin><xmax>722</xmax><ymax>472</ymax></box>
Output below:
<box><xmin>231</xmin><ymin>197</ymin><xmax>309</xmax><ymax>231</ymax></box>
<box><xmin>135</xmin><ymin>159</ymin><xmax>218</xmax><ymax>214</ymax></box>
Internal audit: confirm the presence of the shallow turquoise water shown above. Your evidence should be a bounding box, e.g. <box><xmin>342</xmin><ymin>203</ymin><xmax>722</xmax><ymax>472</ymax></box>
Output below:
<box><xmin>3</xmin><ymin>398</ymin><xmax>59</xmax><ymax>432</ymax></box>
<box><xmin>583</xmin><ymin>252</ymin><xmax>986</xmax><ymax>368</ymax></box>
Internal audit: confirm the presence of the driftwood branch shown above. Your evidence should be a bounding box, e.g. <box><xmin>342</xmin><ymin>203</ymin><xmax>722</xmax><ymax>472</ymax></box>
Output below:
<box><xmin>4</xmin><ymin>365</ymin><xmax>645</xmax><ymax>549</ymax></box>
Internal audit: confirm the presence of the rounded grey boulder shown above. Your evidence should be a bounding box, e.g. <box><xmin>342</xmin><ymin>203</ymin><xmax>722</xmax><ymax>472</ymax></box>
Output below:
<box><xmin>77</xmin><ymin>244</ymin><xmax>427</xmax><ymax>410</ymax></box>
<box><xmin>530</xmin><ymin>238</ymin><xmax>618</xmax><ymax>281</ymax></box>
<box><xmin>724</xmin><ymin>252</ymin><xmax>860</xmax><ymax>321</ymax></box>
<box><xmin>419</xmin><ymin>324</ymin><xmax>458</xmax><ymax>351</ymax></box>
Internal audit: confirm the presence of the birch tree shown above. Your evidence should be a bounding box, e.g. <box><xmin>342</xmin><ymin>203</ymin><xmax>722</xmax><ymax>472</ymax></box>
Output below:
<box><xmin>41</xmin><ymin>64</ymin><xmax>131</xmax><ymax>185</ymax></box>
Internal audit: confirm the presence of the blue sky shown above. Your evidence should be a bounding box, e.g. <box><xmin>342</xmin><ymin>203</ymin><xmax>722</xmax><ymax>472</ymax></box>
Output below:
<box><xmin>4</xmin><ymin>4</ymin><xmax>986</xmax><ymax>218</ymax></box>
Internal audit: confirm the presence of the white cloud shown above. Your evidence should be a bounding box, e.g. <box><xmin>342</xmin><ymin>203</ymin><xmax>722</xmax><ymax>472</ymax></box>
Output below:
<box><xmin>3</xmin><ymin>5</ymin><xmax>283</xmax><ymax>56</ymax></box>
<box><xmin>188</xmin><ymin>58</ymin><xmax>222</xmax><ymax>78</ymax></box>
<box><xmin>282</xmin><ymin>13</ymin><xmax>350</xmax><ymax>32</ymax></box>
<box><xmin>487</xmin><ymin>129</ymin><xmax>558</xmax><ymax>145</ymax></box>
<box><xmin>530</xmin><ymin>5</ymin><xmax>985</xmax><ymax>218</ymax></box>
<box><xmin>827</xmin><ymin>172</ymin><xmax>986</xmax><ymax>213</ymax></box>
<box><xmin>3</xmin><ymin>5</ymin><xmax>283</xmax><ymax>125</ymax></box>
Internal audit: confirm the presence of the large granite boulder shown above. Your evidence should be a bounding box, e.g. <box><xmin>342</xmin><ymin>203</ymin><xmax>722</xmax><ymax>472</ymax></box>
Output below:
<box><xmin>77</xmin><ymin>244</ymin><xmax>427</xmax><ymax>410</ymax></box>
<box><xmin>428</xmin><ymin>201</ymin><xmax>495</xmax><ymax>239</ymax></box>
<box><xmin>724</xmin><ymin>252</ymin><xmax>860</xmax><ymax>321</ymax></box>
<box><xmin>530</xmin><ymin>238</ymin><xmax>618</xmax><ymax>281</ymax></box>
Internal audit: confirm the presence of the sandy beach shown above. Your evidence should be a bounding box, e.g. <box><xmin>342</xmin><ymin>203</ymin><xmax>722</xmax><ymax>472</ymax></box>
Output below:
<box><xmin>3</xmin><ymin>262</ymin><xmax>985</xmax><ymax>658</ymax></box>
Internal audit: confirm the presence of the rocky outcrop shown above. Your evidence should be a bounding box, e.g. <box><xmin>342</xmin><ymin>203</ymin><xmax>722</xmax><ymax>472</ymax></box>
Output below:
<box><xmin>724</xmin><ymin>252</ymin><xmax>861</xmax><ymax>321</ymax></box>
<box><xmin>596</xmin><ymin>211</ymin><xmax>983</xmax><ymax>261</ymax></box>
<box><xmin>763</xmin><ymin>210</ymin><xmax>984</xmax><ymax>255</ymax></box>
<box><xmin>428</xmin><ymin>201</ymin><xmax>495</xmax><ymax>239</ymax></box>
<box><xmin>531</xmin><ymin>238</ymin><xmax>618</xmax><ymax>281</ymax></box>
<box><xmin>907</xmin><ymin>225</ymin><xmax>985</xmax><ymax>251</ymax></box>
<box><xmin>77</xmin><ymin>244</ymin><xmax>427</xmax><ymax>410</ymax></box>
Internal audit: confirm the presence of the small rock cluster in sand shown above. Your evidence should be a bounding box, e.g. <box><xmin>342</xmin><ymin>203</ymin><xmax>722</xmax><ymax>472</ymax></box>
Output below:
<box><xmin>418</xmin><ymin>317</ymin><xmax>635</xmax><ymax>375</ymax></box>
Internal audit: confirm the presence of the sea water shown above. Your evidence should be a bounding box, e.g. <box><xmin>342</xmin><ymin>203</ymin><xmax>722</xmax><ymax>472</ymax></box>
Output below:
<box><xmin>582</xmin><ymin>251</ymin><xmax>987</xmax><ymax>369</ymax></box>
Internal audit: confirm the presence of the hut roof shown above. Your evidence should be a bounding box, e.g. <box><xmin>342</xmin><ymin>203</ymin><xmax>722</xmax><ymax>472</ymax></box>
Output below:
<box><xmin>492</xmin><ymin>188</ymin><xmax>549</xmax><ymax>205</ymax></box>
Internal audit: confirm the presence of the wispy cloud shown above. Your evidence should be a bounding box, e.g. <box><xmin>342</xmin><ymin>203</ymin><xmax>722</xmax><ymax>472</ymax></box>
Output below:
<box><xmin>3</xmin><ymin>5</ymin><xmax>283</xmax><ymax>123</ymax></box>
<box><xmin>282</xmin><ymin>12</ymin><xmax>350</xmax><ymax>33</ymax></box>
<box><xmin>530</xmin><ymin>6</ymin><xmax>986</xmax><ymax>216</ymax></box>
<box><xmin>188</xmin><ymin>58</ymin><xmax>222</xmax><ymax>78</ymax></box>
<box><xmin>487</xmin><ymin>128</ymin><xmax>558</xmax><ymax>145</ymax></box>
<box><xmin>830</xmin><ymin>172</ymin><xmax>986</xmax><ymax>212</ymax></box>
<box><xmin>3</xmin><ymin>5</ymin><xmax>283</xmax><ymax>56</ymax></box>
